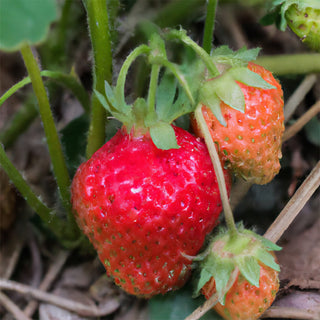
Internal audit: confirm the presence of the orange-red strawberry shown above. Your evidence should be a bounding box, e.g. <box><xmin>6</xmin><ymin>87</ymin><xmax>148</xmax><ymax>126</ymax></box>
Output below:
<box><xmin>202</xmin><ymin>261</ymin><xmax>279</xmax><ymax>320</ymax></box>
<box><xmin>193</xmin><ymin>62</ymin><xmax>284</xmax><ymax>185</ymax></box>
<box><xmin>195</xmin><ymin>226</ymin><xmax>281</xmax><ymax>320</ymax></box>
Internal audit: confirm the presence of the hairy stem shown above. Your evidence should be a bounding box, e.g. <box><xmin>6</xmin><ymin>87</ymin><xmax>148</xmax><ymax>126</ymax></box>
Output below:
<box><xmin>202</xmin><ymin>0</ymin><xmax>218</xmax><ymax>54</ymax></box>
<box><xmin>20</xmin><ymin>45</ymin><xmax>73</xmax><ymax>221</ymax></box>
<box><xmin>0</xmin><ymin>98</ymin><xmax>38</xmax><ymax>148</ymax></box>
<box><xmin>0</xmin><ymin>70</ymin><xmax>90</xmax><ymax>113</ymax></box>
<box><xmin>83</xmin><ymin>0</ymin><xmax>113</xmax><ymax>158</ymax></box>
<box><xmin>256</xmin><ymin>54</ymin><xmax>320</xmax><ymax>75</ymax></box>
<box><xmin>115</xmin><ymin>44</ymin><xmax>151</xmax><ymax>105</ymax></box>
<box><xmin>147</xmin><ymin>64</ymin><xmax>161</xmax><ymax>114</ymax></box>
<box><xmin>194</xmin><ymin>105</ymin><xmax>237</xmax><ymax>238</ymax></box>
<box><xmin>166</xmin><ymin>30</ymin><xmax>220</xmax><ymax>77</ymax></box>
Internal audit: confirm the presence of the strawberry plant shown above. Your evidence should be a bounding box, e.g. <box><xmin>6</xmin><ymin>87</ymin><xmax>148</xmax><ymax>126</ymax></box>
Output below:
<box><xmin>0</xmin><ymin>0</ymin><xmax>320</xmax><ymax>320</ymax></box>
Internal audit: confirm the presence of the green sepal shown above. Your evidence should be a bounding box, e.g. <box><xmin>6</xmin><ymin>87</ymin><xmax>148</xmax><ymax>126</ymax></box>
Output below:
<box><xmin>196</xmin><ymin>253</ymin><xmax>235</xmax><ymax>305</ymax></box>
<box><xmin>244</xmin><ymin>229</ymin><xmax>282</xmax><ymax>251</ymax></box>
<box><xmin>104</xmin><ymin>81</ymin><xmax>117</xmax><ymax>110</ymax></box>
<box><xmin>211</xmin><ymin>46</ymin><xmax>261</xmax><ymax>67</ymax></box>
<box><xmin>256</xmin><ymin>248</ymin><xmax>281</xmax><ymax>272</ymax></box>
<box><xmin>199</xmin><ymin>88</ymin><xmax>227</xmax><ymax>126</ymax></box>
<box><xmin>149</xmin><ymin>122</ymin><xmax>180</xmax><ymax>150</ymax></box>
<box><xmin>215</xmin><ymin>74</ymin><xmax>245</xmax><ymax>113</ymax></box>
<box><xmin>211</xmin><ymin>258</ymin><xmax>235</xmax><ymax>305</ymax></box>
<box><xmin>155</xmin><ymin>73</ymin><xmax>177</xmax><ymax>122</ymax></box>
<box><xmin>94</xmin><ymin>89</ymin><xmax>131</xmax><ymax>126</ymax></box>
<box><xmin>229</xmin><ymin>67</ymin><xmax>276</xmax><ymax>89</ymax></box>
<box><xmin>195</xmin><ymin>268</ymin><xmax>214</xmax><ymax>297</ymax></box>
<box><xmin>236</xmin><ymin>256</ymin><xmax>260</xmax><ymax>287</ymax></box>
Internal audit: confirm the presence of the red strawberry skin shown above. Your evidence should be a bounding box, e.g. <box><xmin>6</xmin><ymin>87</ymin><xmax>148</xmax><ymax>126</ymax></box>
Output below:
<box><xmin>202</xmin><ymin>263</ymin><xmax>279</xmax><ymax>320</ymax></box>
<box><xmin>194</xmin><ymin>63</ymin><xmax>284</xmax><ymax>185</ymax></box>
<box><xmin>71</xmin><ymin>126</ymin><xmax>230</xmax><ymax>297</ymax></box>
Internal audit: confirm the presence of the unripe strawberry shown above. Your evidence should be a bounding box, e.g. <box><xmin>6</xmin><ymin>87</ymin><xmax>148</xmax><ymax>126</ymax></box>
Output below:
<box><xmin>192</xmin><ymin>62</ymin><xmax>284</xmax><ymax>185</ymax></box>
<box><xmin>196</xmin><ymin>226</ymin><xmax>281</xmax><ymax>320</ymax></box>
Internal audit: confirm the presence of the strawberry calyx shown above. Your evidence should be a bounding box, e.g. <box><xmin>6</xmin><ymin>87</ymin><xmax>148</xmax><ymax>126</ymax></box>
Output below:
<box><xmin>195</xmin><ymin>224</ymin><xmax>281</xmax><ymax>305</ymax></box>
<box><xmin>165</xmin><ymin>29</ymin><xmax>277</xmax><ymax>126</ymax></box>
<box><xmin>199</xmin><ymin>46</ymin><xmax>276</xmax><ymax>127</ymax></box>
<box><xmin>95</xmin><ymin>34</ymin><xmax>197</xmax><ymax>150</ymax></box>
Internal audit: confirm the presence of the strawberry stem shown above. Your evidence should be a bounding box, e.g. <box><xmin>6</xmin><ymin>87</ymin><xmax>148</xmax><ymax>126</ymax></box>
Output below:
<box><xmin>147</xmin><ymin>64</ymin><xmax>161</xmax><ymax>115</ymax></box>
<box><xmin>166</xmin><ymin>29</ymin><xmax>220</xmax><ymax>77</ymax></box>
<box><xmin>115</xmin><ymin>45</ymin><xmax>151</xmax><ymax>107</ymax></box>
<box><xmin>194</xmin><ymin>105</ymin><xmax>238</xmax><ymax>239</ymax></box>
<box><xmin>202</xmin><ymin>0</ymin><xmax>218</xmax><ymax>54</ymax></box>
<box><xmin>156</xmin><ymin>58</ymin><xmax>195</xmax><ymax>106</ymax></box>
<box><xmin>20</xmin><ymin>45</ymin><xmax>73</xmax><ymax>220</ymax></box>
<box><xmin>83</xmin><ymin>0</ymin><xmax>113</xmax><ymax>158</ymax></box>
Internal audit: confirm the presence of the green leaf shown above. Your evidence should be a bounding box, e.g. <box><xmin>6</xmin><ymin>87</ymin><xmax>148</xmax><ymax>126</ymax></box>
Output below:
<box><xmin>149</xmin><ymin>122</ymin><xmax>179</xmax><ymax>150</ymax></box>
<box><xmin>169</xmin><ymin>90</ymin><xmax>193</xmax><ymax>123</ymax></box>
<box><xmin>237</xmin><ymin>256</ymin><xmax>260</xmax><ymax>287</ymax></box>
<box><xmin>260</xmin><ymin>11</ymin><xmax>279</xmax><ymax>26</ymax></box>
<box><xmin>148</xmin><ymin>283</ymin><xmax>223</xmax><ymax>320</ymax></box>
<box><xmin>229</xmin><ymin>68</ymin><xmax>276</xmax><ymax>89</ymax></box>
<box><xmin>256</xmin><ymin>248</ymin><xmax>280</xmax><ymax>272</ymax></box>
<box><xmin>0</xmin><ymin>0</ymin><xmax>57</xmax><ymax>51</ymax></box>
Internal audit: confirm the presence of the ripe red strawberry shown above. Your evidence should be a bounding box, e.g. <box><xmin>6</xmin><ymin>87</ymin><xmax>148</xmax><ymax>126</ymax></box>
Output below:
<box><xmin>195</xmin><ymin>226</ymin><xmax>281</xmax><ymax>320</ymax></box>
<box><xmin>193</xmin><ymin>62</ymin><xmax>284</xmax><ymax>185</ymax></box>
<box><xmin>71</xmin><ymin>125</ymin><xmax>230</xmax><ymax>297</ymax></box>
<box><xmin>71</xmin><ymin>38</ymin><xmax>231</xmax><ymax>297</ymax></box>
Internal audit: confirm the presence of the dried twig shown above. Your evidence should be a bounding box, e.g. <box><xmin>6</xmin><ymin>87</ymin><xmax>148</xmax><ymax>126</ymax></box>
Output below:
<box><xmin>264</xmin><ymin>161</ymin><xmax>320</xmax><ymax>243</ymax></box>
<box><xmin>0</xmin><ymin>278</ymin><xmax>120</xmax><ymax>317</ymax></box>
<box><xmin>284</xmin><ymin>74</ymin><xmax>317</xmax><ymax>122</ymax></box>
<box><xmin>0</xmin><ymin>291</ymin><xmax>32</xmax><ymax>320</ymax></box>
<box><xmin>23</xmin><ymin>249</ymin><xmax>70</xmax><ymax>317</ymax></box>
<box><xmin>283</xmin><ymin>100</ymin><xmax>320</xmax><ymax>142</ymax></box>
<box><xmin>27</xmin><ymin>237</ymin><xmax>43</xmax><ymax>288</ymax></box>
<box><xmin>261</xmin><ymin>306</ymin><xmax>320</xmax><ymax>320</ymax></box>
